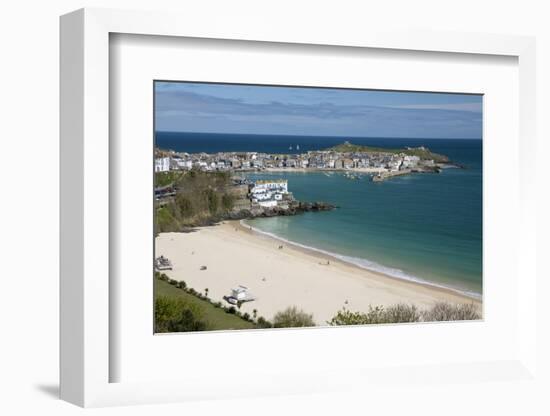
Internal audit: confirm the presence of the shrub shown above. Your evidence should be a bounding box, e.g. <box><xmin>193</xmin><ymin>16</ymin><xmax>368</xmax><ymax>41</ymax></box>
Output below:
<box><xmin>273</xmin><ymin>306</ymin><xmax>315</xmax><ymax>328</ymax></box>
<box><xmin>157</xmin><ymin>273</ymin><xmax>169</xmax><ymax>281</ymax></box>
<box><xmin>168</xmin><ymin>279</ymin><xmax>178</xmax><ymax>286</ymax></box>
<box><xmin>166</xmin><ymin>309</ymin><xmax>208</xmax><ymax>332</ymax></box>
<box><xmin>328</xmin><ymin>306</ymin><xmax>388</xmax><ymax>326</ymax></box>
<box><xmin>175</xmin><ymin>194</ymin><xmax>194</xmax><ymax>218</ymax></box>
<box><xmin>256</xmin><ymin>316</ymin><xmax>273</xmax><ymax>328</ymax></box>
<box><xmin>226</xmin><ymin>306</ymin><xmax>237</xmax><ymax>314</ymax></box>
<box><xmin>384</xmin><ymin>304</ymin><xmax>420</xmax><ymax>323</ymax></box>
<box><xmin>242</xmin><ymin>312</ymin><xmax>251</xmax><ymax>321</ymax></box>
<box><xmin>423</xmin><ymin>302</ymin><xmax>481</xmax><ymax>322</ymax></box>
<box><xmin>155</xmin><ymin>295</ymin><xmax>208</xmax><ymax>333</ymax></box>
<box><xmin>221</xmin><ymin>193</ymin><xmax>235</xmax><ymax>211</ymax></box>
<box><xmin>177</xmin><ymin>280</ymin><xmax>187</xmax><ymax>289</ymax></box>
<box><xmin>204</xmin><ymin>189</ymin><xmax>220</xmax><ymax>214</ymax></box>
<box><xmin>328</xmin><ymin>302</ymin><xmax>480</xmax><ymax>326</ymax></box>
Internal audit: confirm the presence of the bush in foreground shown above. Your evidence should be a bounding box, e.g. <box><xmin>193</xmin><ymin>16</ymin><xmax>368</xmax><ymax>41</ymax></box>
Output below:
<box><xmin>155</xmin><ymin>295</ymin><xmax>209</xmax><ymax>333</ymax></box>
<box><xmin>327</xmin><ymin>306</ymin><xmax>390</xmax><ymax>325</ymax></box>
<box><xmin>256</xmin><ymin>316</ymin><xmax>273</xmax><ymax>328</ymax></box>
<box><xmin>384</xmin><ymin>304</ymin><xmax>421</xmax><ymax>323</ymax></box>
<box><xmin>422</xmin><ymin>302</ymin><xmax>481</xmax><ymax>322</ymax></box>
<box><xmin>273</xmin><ymin>306</ymin><xmax>315</xmax><ymax>328</ymax></box>
<box><xmin>328</xmin><ymin>302</ymin><xmax>480</xmax><ymax>326</ymax></box>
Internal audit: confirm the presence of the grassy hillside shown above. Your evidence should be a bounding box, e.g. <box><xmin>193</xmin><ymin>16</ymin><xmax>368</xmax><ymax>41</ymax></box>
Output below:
<box><xmin>324</xmin><ymin>142</ymin><xmax>449</xmax><ymax>163</ymax></box>
<box><xmin>155</xmin><ymin>278</ymin><xmax>256</xmax><ymax>331</ymax></box>
<box><xmin>155</xmin><ymin>170</ymin><xmax>237</xmax><ymax>232</ymax></box>
<box><xmin>155</xmin><ymin>171</ymin><xmax>184</xmax><ymax>188</ymax></box>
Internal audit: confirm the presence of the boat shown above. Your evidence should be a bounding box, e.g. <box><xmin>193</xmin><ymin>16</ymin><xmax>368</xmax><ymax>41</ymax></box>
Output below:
<box><xmin>289</xmin><ymin>145</ymin><xmax>293</xmax><ymax>151</ymax></box>
<box><xmin>296</xmin><ymin>144</ymin><xmax>300</xmax><ymax>150</ymax></box>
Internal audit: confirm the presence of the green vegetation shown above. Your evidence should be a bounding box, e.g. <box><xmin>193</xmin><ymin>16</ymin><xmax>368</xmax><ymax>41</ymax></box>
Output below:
<box><xmin>155</xmin><ymin>171</ymin><xmax>184</xmax><ymax>187</ymax></box>
<box><xmin>328</xmin><ymin>302</ymin><xmax>480</xmax><ymax>326</ymax></box>
<box><xmin>324</xmin><ymin>141</ymin><xmax>449</xmax><ymax>163</ymax></box>
<box><xmin>156</xmin><ymin>169</ymin><xmax>237</xmax><ymax>232</ymax></box>
<box><xmin>328</xmin><ymin>304</ymin><xmax>419</xmax><ymax>325</ymax></box>
<box><xmin>155</xmin><ymin>273</ymin><xmax>480</xmax><ymax>332</ymax></box>
<box><xmin>273</xmin><ymin>306</ymin><xmax>315</xmax><ymax>328</ymax></box>
<box><xmin>422</xmin><ymin>302</ymin><xmax>481</xmax><ymax>321</ymax></box>
<box><xmin>155</xmin><ymin>296</ymin><xmax>208</xmax><ymax>332</ymax></box>
<box><xmin>155</xmin><ymin>277</ymin><xmax>256</xmax><ymax>331</ymax></box>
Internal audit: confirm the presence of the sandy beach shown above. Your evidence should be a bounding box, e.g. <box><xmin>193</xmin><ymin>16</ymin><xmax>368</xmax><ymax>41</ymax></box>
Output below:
<box><xmin>155</xmin><ymin>221</ymin><xmax>481</xmax><ymax>325</ymax></box>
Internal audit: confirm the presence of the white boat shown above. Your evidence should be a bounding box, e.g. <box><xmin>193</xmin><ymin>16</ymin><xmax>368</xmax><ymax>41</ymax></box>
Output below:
<box><xmin>296</xmin><ymin>144</ymin><xmax>300</xmax><ymax>150</ymax></box>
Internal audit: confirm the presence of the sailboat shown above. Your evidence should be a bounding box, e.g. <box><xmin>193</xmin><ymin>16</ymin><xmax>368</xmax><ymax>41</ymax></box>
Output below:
<box><xmin>289</xmin><ymin>145</ymin><xmax>293</xmax><ymax>151</ymax></box>
<box><xmin>296</xmin><ymin>144</ymin><xmax>300</xmax><ymax>150</ymax></box>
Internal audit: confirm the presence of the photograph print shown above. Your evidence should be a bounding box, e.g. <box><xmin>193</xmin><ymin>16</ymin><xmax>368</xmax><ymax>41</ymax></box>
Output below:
<box><xmin>154</xmin><ymin>81</ymin><xmax>482</xmax><ymax>333</ymax></box>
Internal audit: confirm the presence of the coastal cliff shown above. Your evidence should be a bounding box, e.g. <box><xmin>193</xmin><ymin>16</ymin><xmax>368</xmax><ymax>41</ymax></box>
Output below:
<box><xmin>155</xmin><ymin>170</ymin><xmax>335</xmax><ymax>231</ymax></box>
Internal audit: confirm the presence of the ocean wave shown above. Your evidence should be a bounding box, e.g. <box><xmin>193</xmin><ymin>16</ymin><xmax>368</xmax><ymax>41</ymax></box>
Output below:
<box><xmin>241</xmin><ymin>220</ymin><xmax>482</xmax><ymax>301</ymax></box>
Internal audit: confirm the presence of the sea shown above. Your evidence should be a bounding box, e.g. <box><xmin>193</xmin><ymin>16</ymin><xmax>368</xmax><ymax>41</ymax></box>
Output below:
<box><xmin>156</xmin><ymin>131</ymin><xmax>483</xmax><ymax>298</ymax></box>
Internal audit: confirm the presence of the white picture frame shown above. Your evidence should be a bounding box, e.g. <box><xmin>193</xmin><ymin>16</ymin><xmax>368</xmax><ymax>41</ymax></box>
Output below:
<box><xmin>60</xmin><ymin>7</ymin><xmax>538</xmax><ymax>408</ymax></box>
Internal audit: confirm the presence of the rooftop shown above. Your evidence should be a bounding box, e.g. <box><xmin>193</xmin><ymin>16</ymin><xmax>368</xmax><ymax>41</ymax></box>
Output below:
<box><xmin>255</xmin><ymin>179</ymin><xmax>287</xmax><ymax>184</ymax></box>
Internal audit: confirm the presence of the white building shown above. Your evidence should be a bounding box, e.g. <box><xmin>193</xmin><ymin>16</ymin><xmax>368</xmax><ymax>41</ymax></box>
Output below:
<box><xmin>174</xmin><ymin>158</ymin><xmax>193</xmax><ymax>170</ymax></box>
<box><xmin>258</xmin><ymin>199</ymin><xmax>278</xmax><ymax>208</ymax></box>
<box><xmin>154</xmin><ymin>157</ymin><xmax>170</xmax><ymax>172</ymax></box>
<box><xmin>252</xmin><ymin>179</ymin><xmax>288</xmax><ymax>194</ymax></box>
<box><xmin>250</xmin><ymin>179</ymin><xmax>288</xmax><ymax>206</ymax></box>
<box><xmin>401</xmin><ymin>155</ymin><xmax>420</xmax><ymax>169</ymax></box>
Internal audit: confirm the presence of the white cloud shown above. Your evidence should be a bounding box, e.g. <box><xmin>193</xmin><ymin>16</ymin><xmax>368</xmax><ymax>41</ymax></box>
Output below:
<box><xmin>387</xmin><ymin>102</ymin><xmax>483</xmax><ymax>112</ymax></box>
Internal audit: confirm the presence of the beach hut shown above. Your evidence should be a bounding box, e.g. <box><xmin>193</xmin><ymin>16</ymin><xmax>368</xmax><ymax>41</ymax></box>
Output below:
<box><xmin>230</xmin><ymin>285</ymin><xmax>256</xmax><ymax>302</ymax></box>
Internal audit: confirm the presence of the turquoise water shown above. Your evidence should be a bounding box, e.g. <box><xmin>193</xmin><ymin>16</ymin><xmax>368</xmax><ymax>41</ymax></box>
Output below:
<box><xmin>243</xmin><ymin>144</ymin><xmax>482</xmax><ymax>297</ymax></box>
<box><xmin>156</xmin><ymin>132</ymin><xmax>482</xmax><ymax>297</ymax></box>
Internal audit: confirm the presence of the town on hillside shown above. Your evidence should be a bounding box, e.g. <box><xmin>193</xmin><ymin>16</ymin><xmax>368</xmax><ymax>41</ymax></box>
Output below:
<box><xmin>155</xmin><ymin>141</ymin><xmax>455</xmax><ymax>183</ymax></box>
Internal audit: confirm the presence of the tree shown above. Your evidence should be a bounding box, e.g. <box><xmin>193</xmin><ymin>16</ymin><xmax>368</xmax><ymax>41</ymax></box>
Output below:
<box><xmin>155</xmin><ymin>295</ymin><xmax>208</xmax><ymax>333</ymax></box>
<box><xmin>273</xmin><ymin>306</ymin><xmax>315</xmax><ymax>328</ymax></box>
<box><xmin>204</xmin><ymin>288</ymin><xmax>209</xmax><ymax>298</ymax></box>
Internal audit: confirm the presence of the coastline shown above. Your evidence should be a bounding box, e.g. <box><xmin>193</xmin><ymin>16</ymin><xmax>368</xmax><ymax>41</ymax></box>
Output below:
<box><xmin>156</xmin><ymin>221</ymin><xmax>481</xmax><ymax>325</ymax></box>
<box><xmin>240</xmin><ymin>220</ymin><xmax>482</xmax><ymax>301</ymax></box>
<box><xmin>260</xmin><ymin>167</ymin><xmax>386</xmax><ymax>173</ymax></box>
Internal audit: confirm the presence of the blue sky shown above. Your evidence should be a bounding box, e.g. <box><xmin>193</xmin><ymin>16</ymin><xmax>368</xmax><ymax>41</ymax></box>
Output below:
<box><xmin>155</xmin><ymin>81</ymin><xmax>482</xmax><ymax>139</ymax></box>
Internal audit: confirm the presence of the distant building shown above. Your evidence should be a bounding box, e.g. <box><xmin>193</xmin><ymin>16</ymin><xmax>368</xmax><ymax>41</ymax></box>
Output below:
<box><xmin>252</xmin><ymin>179</ymin><xmax>288</xmax><ymax>194</ymax></box>
<box><xmin>250</xmin><ymin>179</ymin><xmax>288</xmax><ymax>206</ymax></box>
<box><xmin>401</xmin><ymin>155</ymin><xmax>420</xmax><ymax>169</ymax></box>
<box><xmin>154</xmin><ymin>157</ymin><xmax>170</xmax><ymax>172</ymax></box>
<box><xmin>173</xmin><ymin>158</ymin><xmax>193</xmax><ymax>170</ymax></box>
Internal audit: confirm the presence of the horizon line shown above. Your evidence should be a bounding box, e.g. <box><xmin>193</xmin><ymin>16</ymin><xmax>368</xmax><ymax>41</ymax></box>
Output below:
<box><xmin>155</xmin><ymin>130</ymin><xmax>482</xmax><ymax>140</ymax></box>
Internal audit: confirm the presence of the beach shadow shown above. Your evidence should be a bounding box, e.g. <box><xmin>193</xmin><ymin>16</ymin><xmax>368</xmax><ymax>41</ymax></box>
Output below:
<box><xmin>34</xmin><ymin>383</ymin><xmax>59</xmax><ymax>399</ymax></box>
